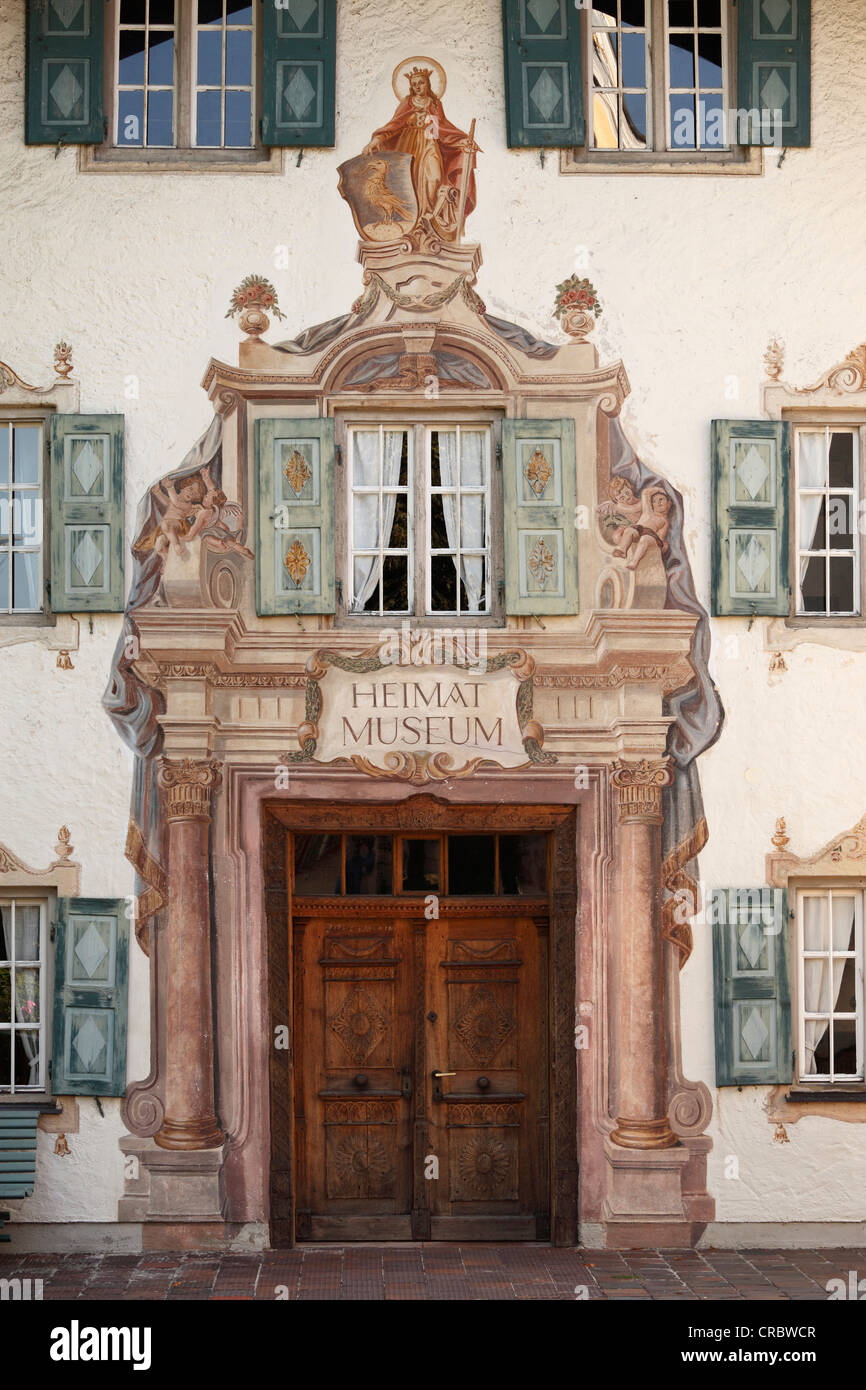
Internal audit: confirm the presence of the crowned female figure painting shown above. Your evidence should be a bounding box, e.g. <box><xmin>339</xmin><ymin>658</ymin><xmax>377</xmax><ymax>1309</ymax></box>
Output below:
<box><xmin>361</xmin><ymin>57</ymin><xmax>479</xmax><ymax>243</ymax></box>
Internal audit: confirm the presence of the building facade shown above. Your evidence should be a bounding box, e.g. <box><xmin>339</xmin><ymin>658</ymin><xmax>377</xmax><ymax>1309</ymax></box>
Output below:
<box><xmin>1</xmin><ymin>0</ymin><xmax>865</xmax><ymax>1252</ymax></box>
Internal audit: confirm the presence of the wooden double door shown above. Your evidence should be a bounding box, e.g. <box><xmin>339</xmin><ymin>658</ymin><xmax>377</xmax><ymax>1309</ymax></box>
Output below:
<box><xmin>293</xmin><ymin>910</ymin><xmax>549</xmax><ymax>1241</ymax></box>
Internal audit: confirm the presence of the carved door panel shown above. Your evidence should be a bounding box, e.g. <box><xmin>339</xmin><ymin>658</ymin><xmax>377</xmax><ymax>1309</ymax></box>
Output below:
<box><xmin>294</xmin><ymin>916</ymin><xmax>415</xmax><ymax>1240</ymax></box>
<box><xmin>425</xmin><ymin>916</ymin><xmax>549</xmax><ymax>1240</ymax></box>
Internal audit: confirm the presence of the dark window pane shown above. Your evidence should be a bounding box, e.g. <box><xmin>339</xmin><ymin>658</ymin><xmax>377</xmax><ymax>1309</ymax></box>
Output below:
<box><xmin>389</xmin><ymin>492</ymin><xmax>408</xmax><ymax>549</ymax></box>
<box><xmin>225</xmin><ymin>88</ymin><xmax>251</xmax><ymax>146</ymax></box>
<box><xmin>829</xmin><ymin>556</ymin><xmax>855</xmax><ymax>612</ymax></box>
<box><xmin>669</xmin><ymin>36</ymin><xmax>695</xmax><ymax>87</ymax></box>
<box><xmin>828</xmin><ymin>495</ymin><xmax>853</xmax><ymax>549</ymax></box>
<box><xmin>835</xmin><ymin>957</ymin><xmax>857</xmax><ymax>1015</ymax></box>
<box><xmin>118</xmin><ymin>29</ymin><xmax>146</xmax><ymax>85</ymax></box>
<box><xmin>833</xmin><ymin>1019</ymin><xmax>857</xmax><ymax>1075</ymax></box>
<box><xmin>829</xmin><ymin>432</ymin><xmax>854</xmax><ymax>488</ymax></box>
<box><xmin>620</xmin><ymin>0</ymin><xmax>645</xmax><ymax>26</ymax></box>
<box><xmin>668</xmin><ymin>0</ymin><xmax>693</xmax><ymax>23</ymax></box>
<box><xmin>0</xmin><ymin>968</ymin><xmax>10</xmax><ymax>1022</ymax></box>
<box><xmin>697</xmin><ymin>0</ymin><xmax>720</xmax><ymax>23</ymax></box>
<box><xmin>397</xmin><ymin>434</ymin><xmax>408</xmax><ymax>487</ymax></box>
<box><xmin>197</xmin><ymin>29</ymin><xmax>222</xmax><ymax>86</ymax></box>
<box><xmin>448</xmin><ymin>836</ymin><xmax>495</xmax><ymax>895</ymax></box>
<box><xmin>147</xmin><ymin>88</ymin><xmax>173</xmax><ymax>146</ymax></box>
<box><xmin>499</xmin><ymin>835</ymin><xmax>547</xmax><ymax>895</ymax></box>
<box><xmin>13</xmin><ymin>426</ymin><xmax>39</xmax><ymax>485</ymax></box>
<box><xmin>149</xmin><ymin>0</ymin><xmax>175</xmax><ymax>23</ymax></box>
<box><xmin>670</xmin><ymin>95</ymin><xmax>695</xmax><ymax>147</ymax></box>
<box><xmin>697</xmin><ymin>33</ymin><xmax>722</xmax><ymax>87</ymax></box>
<box><xmin>225</xmin><ymin>28</ymin><xmax>251</xmax><ymax>84</ymax></box>
<box><xmin>592</xmin><ymin>1</ymin><xmax>618</xmax><ymax>19</ymax></box>
<box><xmin>13</xmin><ymin>1032</ymin><xmax>40</xmax><ymax>1087</ymax></box>
<box><xmin>402</xmin><ymin>839</ymin><xmax>440</xmax><ymax>892</ymax></box>
<box><xmin>196</xmin><ymin>88</ymin><xmax>221</xmax><ymax>145</ymax></box>
<box><xmin>120</xmin><ymin>0</ymin><xmax>146</xmax><ymax>22</ymax></box>
<box><xmin>198</xmin><ymin>0</ymin><xmax>223</xmax><ymax>23</ymax></box>
<box><xmin>430</xmin><ymin>434</ymin><xmax>442</xmax><ymax>488</ymax></box>
<box><xmin>226</xmin><ymin>0</ymin><xmax>253</xmax><ymax>19</ymax></box>
<box><xmin>381</xmin><ymin>555</ymin><xmax>408</xmax><ymax>612</ymax></box>
<box><xmin>799</xmin><ymin>555</ymin><xmax>825</xmax><ymax>612</ymax></box>
<box><xmin>345</xmin><ymin>836</ymin><xmax>393</xmax><ymax>895</ymax></box>
<box><xmin>0</xmin><ymin>426</ymin><xmax>9</xmax><ymax>485</ymax></box>
<box><xmin>117</xmin><ymin>88</ymin><xmax>144</xmax><ymax>145</ymax></box>
<box><xmin>622</xmin><ymin>91</ymin><xmax>647</xmax><ymax>144</ymax></box>
<box><xmin>294</xmin><ymin>834</ymin><xmax>342</xmax><ymax>894</ymax></box>
<box><xmin>430</xmin><ymin>492</ymin><xmax>449</xmax><ymax>549</ymax></box>
<box><xmin>430</xmin><ymin>554</ymin><xmax>457</xmax><ymax>612</ymax></box>
<box><xmin>0</xmin><ymin>906</ymin><xmax>10</xmax><ymax>960</ymax></box>
<box><xmin>0</xmin><ymin>1032</ymin><xmax>9</xmax><ymax>1086</ymax></box>
<box><xmin>699</xmin><ymin>93</ymin><xmax>725</xmax><ymax>147</ymax></box>
<box><xmin>148</xmin><ymin>32</ymin><xmax>174</xmax><ymax>86</ymax></box>
<box><xmin>621</xmin><ymin>31</ymin><xmax>645</xmax><ymax>87</ymax></box>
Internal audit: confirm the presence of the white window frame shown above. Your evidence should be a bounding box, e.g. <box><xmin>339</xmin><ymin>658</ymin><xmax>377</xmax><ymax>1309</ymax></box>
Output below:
<box><xmin>0</xmin><ymin>897</ymin><xmax>49</xmax><ymax>1095</ymax></box>
<box><xmin>0</xmin><ymin>418</ymin><xmax>46</xmax><ymax>619</ymax></box>
<box><xmin>425</xmin><ymin>425</ymin><xmax>493</xmax><ymax>619</ymax></box>
<box><xmin>796</xmin><ymin>887</ymin><xmax>865</xmax><ymax>1084</ymax></box>
<box><xmin>347</xmin><ymin>423</ymin><xmax>415</xmax><ymax>618</ymax></box>
<box><xmin>794</xmin><ymin>425</ymin><xmax>861</xmax><ymax>618</ymax></box>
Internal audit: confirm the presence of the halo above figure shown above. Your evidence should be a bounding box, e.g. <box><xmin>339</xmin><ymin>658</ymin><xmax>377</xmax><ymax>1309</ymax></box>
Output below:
<box><xmin>391</xmin><ymin>55</ymin><xmax>447</xmax><ymax>101</ymax></box>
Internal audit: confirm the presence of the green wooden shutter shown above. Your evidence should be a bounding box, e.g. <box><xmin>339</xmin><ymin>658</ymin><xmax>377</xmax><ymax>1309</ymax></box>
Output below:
<box><xmin>712</xmin><ymin>887</ymin><xmax>793</xmax><ymax>1086</ymax></box>
<box><xmin>711</xmin><ymin>418</ymin><xmax>789</xmax><ymax>617</ymax></box>
<box><xmin>256</xmin><ymin>417</ymin><xmax>335</xmax><ymax>615</ymax></box>
<box><xmin>502</xmin><ymin>0</ymin><xmax>584</xmax><ymax>148</ymax></box>
<box><xmin>50</xmin><ymin>414</ymin><xmax>125</xmax><ymax>613</ymax></box>
<box><xmin>502</xmin><ymin>418</ymin><xmax>578</xmax><ymax>616</ymax></box>
<box><xmin>53</xmin><ymin>898</ymin><xmax>129</xmax><ymax>1097</ymax></box>
<box><xmin>26</xmin><ymin>0</ymin><xmax>105</xmax><ymax>145</ymax></box>
<box><xmin>0</xmin><ymin>1110</ymin><xmax>39</xmax><ymax>1199</ymax></box>
<box><xmin>261</xmin><ymin>0</ymin><xmax>336</xmax><ymax>147</ymax></box>
<box><xmin>737</xmin><ymin>0</ymin><xmax>810</xmax><ymax>147</ymax></box>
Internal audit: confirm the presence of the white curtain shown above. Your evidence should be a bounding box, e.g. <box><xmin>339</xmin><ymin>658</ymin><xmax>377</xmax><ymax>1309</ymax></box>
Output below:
<box><xmin>437</xmin><ymin>432</ymin><xmax>484</xmax><ymax>612</ymax></box>
<box><xmin>351</xmin><ymin>431</ymin><xmax>404</xmax><ymax>612</ymax></box>
<box><xmin>802</xmin><ymin>895</ymin><xmax>852</xmax><ymax>1075</ymax></box>
<box><xmin>798</xmin><ymin>433</ymin><xmax>826</xmax><ymax>596</ymax></box>
<box><xmin>14</xmin><ymin>905</ymin><xmax>40</xmax><ymax>1086</ymax></box>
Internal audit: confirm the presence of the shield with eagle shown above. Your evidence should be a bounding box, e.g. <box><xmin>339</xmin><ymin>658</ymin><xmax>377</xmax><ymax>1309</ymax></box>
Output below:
<box><xmin>337</xmin><ymin>151</ymin><xmax>418</xmax><ymax>243</ymax></box>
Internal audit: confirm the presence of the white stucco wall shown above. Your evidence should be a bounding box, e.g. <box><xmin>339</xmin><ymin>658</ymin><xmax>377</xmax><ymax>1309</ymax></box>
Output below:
<box><xmin>2</xmin><ymin>0</ymin><xmax>866</xmax><ymax>1228</ymax></box>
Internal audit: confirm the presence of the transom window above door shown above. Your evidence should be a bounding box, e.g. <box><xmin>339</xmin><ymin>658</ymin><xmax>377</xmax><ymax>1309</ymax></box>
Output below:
<box><xmin>293</xmin><ymin>832</ymin><xmax>548</xmax><ymax>898</ymax></box>
<box><xmin>346</xmin><ymin>423</ymin><xmax>495</xmax><ymax>619</ymax></box>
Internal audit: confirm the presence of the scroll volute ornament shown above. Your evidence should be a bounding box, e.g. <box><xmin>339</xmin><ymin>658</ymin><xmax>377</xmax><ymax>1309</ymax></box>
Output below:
<box><xmin>158</xmin><ymin>758</ymin><xmax>223</xmax><ymax>821</ymax></box>
<box><xmin>611</xmin><ymin>758</ymin><xmax>673</xmax><ymax>824</ymax></box>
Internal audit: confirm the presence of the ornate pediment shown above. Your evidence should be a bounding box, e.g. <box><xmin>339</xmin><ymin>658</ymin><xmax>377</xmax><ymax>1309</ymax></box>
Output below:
<box><xmin>764</xmin><ymin>339</ymin><xmax>866</xmax><ymax>415</ymax></box>
<box><xmin>767</xmin><ymin>810</ymin><xmax>866</xmax><ymax>887</ymax></box>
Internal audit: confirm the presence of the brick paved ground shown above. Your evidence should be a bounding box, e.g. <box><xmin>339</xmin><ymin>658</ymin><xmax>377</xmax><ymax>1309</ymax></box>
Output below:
<box><xmin>0</xmin><ymin>1245</ymin><xmax>861</xmax><ymax>1300</ymax></box>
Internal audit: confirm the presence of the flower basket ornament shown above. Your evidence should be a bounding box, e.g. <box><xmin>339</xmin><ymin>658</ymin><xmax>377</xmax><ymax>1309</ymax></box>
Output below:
<box><xmin>553</xmin><ymin>275</ymin><xmax>602</xmax><ymax>343</ymax></box>
<box><xmin>226</xmin><ymin>274</ymin><xmax>285</xmax><ymax>338</ymax></box>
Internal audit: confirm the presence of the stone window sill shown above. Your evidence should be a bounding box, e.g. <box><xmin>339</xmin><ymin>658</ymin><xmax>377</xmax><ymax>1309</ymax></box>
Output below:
<box><xmin>78</xmin><ymin>146</ymin><xmax>285</xmax><ymax>175</ymax></box>
<box><xmin>560</xmin><ymin>146</ymin><xmax>763</xmax><ymax>177</ymax></box>
<box><xmin>785</xmin><ymin>1088</ymin><xmax>866</xmax><ymax>1102</ymax></box>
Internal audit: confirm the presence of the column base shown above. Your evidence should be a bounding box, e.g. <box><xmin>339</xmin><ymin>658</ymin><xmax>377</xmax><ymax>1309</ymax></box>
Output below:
<box><xmin>610</xmin><ymin>1114</ymin><xmax>678</xmax><ymax>1149</ymax></box>
<box><xmin>119</xmin><ymin>1136</ymin><xmax>228</xmax><ymax>1223</ymax></box>
<box><xmin>601</xmin><ymin>1133</ymin><xmax>695</xmax><ymax>1247</ymax></box>
<box><xmin>154</xmin><ymin>1116</ymin><xmax>226</xmax><ymax>1151</ymax></box>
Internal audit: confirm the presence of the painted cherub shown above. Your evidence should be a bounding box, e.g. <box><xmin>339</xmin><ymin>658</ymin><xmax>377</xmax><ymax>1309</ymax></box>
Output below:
<box><xmin>597</xmin><ymin>476</ymin><xmax>672</xmax><ymax>571</ymax></box>
<box><xmin>142</xmin><ymin>466</ymin><xmax>253</xmax><ymax>562</ymax></box>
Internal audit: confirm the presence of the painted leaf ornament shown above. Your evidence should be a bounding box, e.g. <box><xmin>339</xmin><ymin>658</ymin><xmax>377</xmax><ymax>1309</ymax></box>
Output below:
<box><xmin>528</xmin><ymin>537</ymin><xmax>555</xmax><ymax>589</ymax></box>
<box><xmin>284</xmin><ymin>538</ymin><xmax>312</xmax><ymax>587</ymax></box>
<box><xmin>525</xmin><ymin>447</ymin><xmax>553</xmax><ymax>498</ymax></box>
<box><xmin>284</xmin><ymin>448</ymin><xmax>312</xmax><ymax>496</ymax></box>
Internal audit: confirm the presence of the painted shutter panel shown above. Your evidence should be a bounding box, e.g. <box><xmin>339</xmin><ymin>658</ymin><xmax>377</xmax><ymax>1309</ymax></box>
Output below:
<box><xmin>53</xmin><ymin>898</ymin><xmax>129</xmax><ymax>1097</ymax></box>
<box><xmin>256</xmin><ymin>417</ymin><xmax>336</xmax><ymax>615</ymax></box>
<box><xmin>26</xmin><ymin>0</ymin><xmax>104</xmax><ymax>145</ymax></box>
<box><xmin>261</xmin><ymin>0</ymin><xmax>336</xmax><ymax>147</ymax></box>
<box><xmin>737</xmin><ymin>0</ymin><xmax>810</xmax><ymax>147</ymax></box>
<box><xmin>502</xmin><ymin>418</ymin><xmax>578</xmax><ymax>616</ymax></box>
<box><xmin>502</xmin><ymin>0</ymin><xmax>584</xmax><ymax>148</ymax></box>
<box><xmin>50</xmin><ymin>414</ymin><xmax>125</xmax><ymax>613</ymax></box>
<box><xmin>0</xmin><ymin>1110</ymin><xmax>39</xmax><ymax>1199</ymax></box>
<box><xmin>712</xmin><ymin>887</ymin><xmax>793</xmax><ymax>1086</ymax></box>
<box><xmin>711</xmin><ymin>418</ymin><xmax>789</xmax><ymax>617</ymax></box>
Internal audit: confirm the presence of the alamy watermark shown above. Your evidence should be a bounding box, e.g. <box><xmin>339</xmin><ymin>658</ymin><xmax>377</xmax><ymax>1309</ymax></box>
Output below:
<box><xmin>378</xmin><ymin>620</ymin><xmax>488</xmax><ymax>674</ymax></box>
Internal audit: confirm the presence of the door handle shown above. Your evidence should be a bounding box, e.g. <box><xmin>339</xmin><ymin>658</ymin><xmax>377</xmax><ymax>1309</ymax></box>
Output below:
<box><xmin>432</xmin><ymin>1070</ymin><xmax>456</xmax><ymax>1103</ymax></box>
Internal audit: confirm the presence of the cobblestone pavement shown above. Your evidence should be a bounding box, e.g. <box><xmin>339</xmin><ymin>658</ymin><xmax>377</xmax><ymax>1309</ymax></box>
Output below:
<box><xmin>0</xmin><ymin>1246</ymin><xmax>861</xmax><ymax>1300</ymax></box>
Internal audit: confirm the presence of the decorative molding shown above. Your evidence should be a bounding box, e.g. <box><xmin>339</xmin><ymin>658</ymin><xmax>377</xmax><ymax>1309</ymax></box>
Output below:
<box><xmin>797</xmin><ymin>343</ymin><xmax>866</xmax><ymax>396</ymax></box>
<box><xmin>763</xmin><ymin>337</ymin><xmax>784</xmax><ymax>381</ymax></box>
<box><xmin>158</xmin><ymin>758</ymin><xmax>223</xmax><ymax>821</ymax></box>
<box><xmin>767</xmin><ymin>810</ymin><xmax>866</xmax><ymax>888</ymax></box>
<box><xmin>771</xmin><ymin>816</ymin><xmax>790</xmax><ymax>852</ymax></box>
<box><xmin>153</xmin><ymin>662</ymin><xmax>307</xmax><ymax>690</ymax></box>
<box><xmin>268</xmin><ymin>796</ymin><xmax>570</xmax><ymax>835</ymax></box>
<box><xmin>611</xmin><ymin>758</ymin><xmax>673</xmax><ymax>823</ymax></box>
<box><xmin>0</xmin><ymin>826</ymin><xmax>81</xmax><ymax>896</ymax></box>
<box><xmin>535</xmin><ymin>661</ymin><xmax>693</xmax><ymax>695</ymax></box>
<box><xmin>763</xmin><ymin>341</ymin><xmax>866</xmax><ymax>418</ymax></box>
<box><xmin>53</xmin><ymin>341</ymin><xmax>73</xmax><ymax>379</ymax></box>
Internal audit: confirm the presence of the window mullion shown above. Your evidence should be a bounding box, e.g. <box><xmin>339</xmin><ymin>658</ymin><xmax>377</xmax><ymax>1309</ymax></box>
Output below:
<box><xmin>178</xmin><ymin>0</ymin><xmax>193</xmax><ymax>149</ymax></box>
<box><xmin>652</xmin><ymin>0</ymin><xmax>667</xmax><ymax>153</ymax></box>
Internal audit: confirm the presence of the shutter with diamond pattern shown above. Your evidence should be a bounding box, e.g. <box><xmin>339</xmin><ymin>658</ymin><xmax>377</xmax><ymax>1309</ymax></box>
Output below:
<box><xmin>50</xmin><ymin>415</ymin><xmax>125</xmax><ymax>613</ymax></box>
<box><xmin>26</xmin><ymin>0</ymin><xmax>104</xmax><ymax>145</ymax></box>
<box><xmin>502</xmin><ymin>0</ymin><xmax>584</xmax><ymax>148</ymax></box>
<box><xmin>712</xmin><ymin>888</ymin><xmax>793</xmax><ymax>1086</ymax></box>
<box><xmin>737</xmin><ymin>0</ymin><xmax>810</xmax><ymax>147</ymax></box>
<box><xmin>711</xmin><ymin>419</ymin><xmax>789</xmax><ymax>617</ymax></box>
<box><xmin>502</xmin><ymin>418</ymin><xmax>578</xmax><ymax>615</ymax></box>
<box><xmin>256</xmin><ymin>417</ymin><xmax>335</xmax><ymax>615</ymax></box>
<box><xmin>53</xmin><ymin>898</ymin><xmax>129</xmax><ymax>1097</ymax></box>
<box><xmin>261</xmin><ymin>0</ymin><xmax>336</xmax><ymax>147</ymax></box>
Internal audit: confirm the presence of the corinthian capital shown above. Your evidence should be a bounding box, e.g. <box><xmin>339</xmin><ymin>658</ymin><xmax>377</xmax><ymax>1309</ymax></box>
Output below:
<box><xmin>611</xmin><ymin>758</ymin><xmax>673</xmax><ymax>824</ymax></box>
<box><xmin>158</xmin><ymin>758</ymin><xmax>223</xmax><ymax>821</ymax></box>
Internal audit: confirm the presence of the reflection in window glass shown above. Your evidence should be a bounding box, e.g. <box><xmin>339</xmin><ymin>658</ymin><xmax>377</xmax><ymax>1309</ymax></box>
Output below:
<box><xmin>345</xmin><ymin>836</ymin><xmax>393</xmax><ymax>895</ymax></box>
<box><xmin>499</xmin><ymin>835</ymin><xmax>547</xmax><ymax>895</ymax></box>
<box><xmin>401</xmin><ymin>839</ymin><xmax>440</xmax><ymax>892</ymax></box>
<box><xmin>448</xmin><ymin>836</ymin><xmax>495</xmax><ymax>895</ymax></box>
<box><xmin>116</xmin><ymin>0</ymin><xmax>176</xmax><ymax>147</ymax></box>
<box><xmin>294</xmin><ymin>835</ymin><xmax>342</xmax><ymax>895</ymax></box>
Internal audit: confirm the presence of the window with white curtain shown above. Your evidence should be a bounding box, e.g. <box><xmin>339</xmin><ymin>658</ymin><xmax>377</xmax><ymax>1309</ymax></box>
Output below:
<box><xmin>795</xmin><ymin>428</ymin><xmax>860</xmax><ymax>616</ymax></box>
<box><xmin>347</xmin><ymin>423</ymin><xmax>493</xmax><ymax>619</ymax></box>
<box><xmin>797</xmin><ymin>889</ymin><xmax>864</xmax><ymax>1083</ymax></box>
<box><xmin>0</xmin><ymin>898</ymin><xmax>48</xmax><ymax>1093</ymax></box>
<box><xmin>0</xmin><ymin>420</ymin><xmax>45</xmax><ymax>617</ymax></box>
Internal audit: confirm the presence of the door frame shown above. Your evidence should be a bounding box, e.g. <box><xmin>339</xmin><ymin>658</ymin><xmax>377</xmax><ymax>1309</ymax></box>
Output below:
<box><xmin>263</xmin><ymin>795</ymin><xmax>578</xmax><ymax>1246</ymax></box>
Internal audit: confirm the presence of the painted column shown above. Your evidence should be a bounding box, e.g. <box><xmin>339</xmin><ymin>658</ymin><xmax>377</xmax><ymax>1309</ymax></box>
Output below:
<box><xmin>154</xmin><ymin>757</ymin><xmax>225</xmax><ymax>1151</ymax></box>
<box><xmin>609</xmin><ymin>758</ymin><xmax>677</xmax><ymax>1150</ymax></box>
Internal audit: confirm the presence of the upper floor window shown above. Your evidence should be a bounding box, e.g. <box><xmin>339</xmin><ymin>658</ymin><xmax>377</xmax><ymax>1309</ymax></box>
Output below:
<box><xmin>346</xmin><ymin>423</ymin><xmax>494</xmax><ymax>620</ymax></box>
<box><xmin>0</xmin><ymin>898</ymin><xmax>47</xmax><ymax>1093</ymax></box>
<box><xmin>0</xmin><ymin>421</ymin><xmax>45</xmax><ymax>617</ymax></box>
<box><xmin>797</xmin><ymin>889</ymin><xmax>864</xmax><ymax>1083</ymax></box>
<box><xmin>113</xmin><ymin>0</ymin><xmax>255</xmax><ymax>150</ymax></box>
<box><xmin>795</xmin><ymin>428</ymin><xmax>861</xmax><ymax>618</ymax></box>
